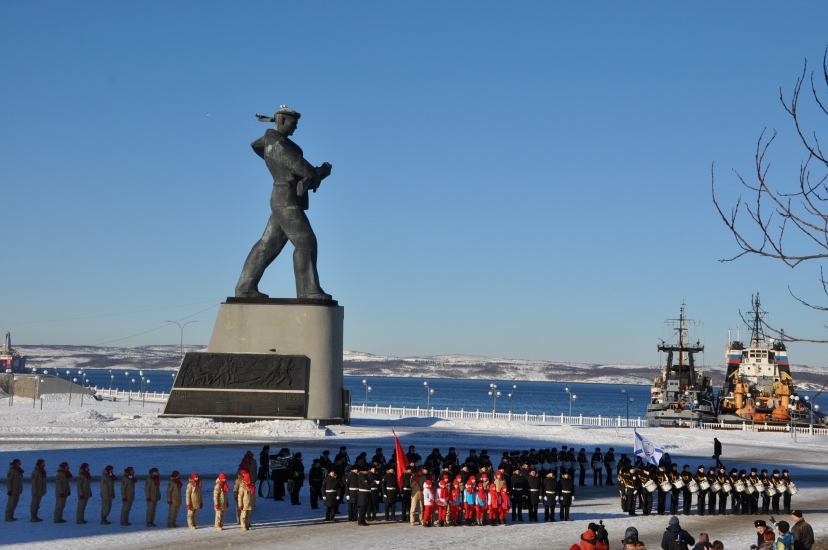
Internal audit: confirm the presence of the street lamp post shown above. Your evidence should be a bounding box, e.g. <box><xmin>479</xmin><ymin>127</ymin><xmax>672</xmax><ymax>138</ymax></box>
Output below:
<box><xmin>488</xmin><ymin>383</ymin><xmax>501</xmax><ymax>414</ymax></box>
<box><xmin>143</xmin><ymin>379</ymin><xmax>150</xmax><ymax>408</ymax></box>
<box><xmin>362</xmin><ymin>379</ymin><xmax>371</xmax><ymax>406</ymax></box>
<box><xmin>565</xmin><ymin>387</ymin><xmax>577</xmax><ymax>420</ymax></box>
<box><xmin>78</xmin><ymin>370</ymin><xmax>87</xmax><ymax>407</ymax></box>
<box><xmin>621</xmin><ymin>389</ymin><xmax>635</xmax><ymax>427</ymax></box>
<box><xmin>508</xmin><ymin>384</ymin><xmax>516</xmax><ymax>414</ymax></box>
<box><xmin>128</xmin><ymin>377</ymin><xmax>135</xmax><ymax>405</ymax></box>
<box><xmin>423</xmin><ymin>381</ymin><xmax>433</xmax><ymax>409</ymax></box>
<box><xmin>165</xmin><ymin>320</ymin><xmax>199</xmax><ymax>359</ymax></box>
<box><xmin>790</xmin><ymin>396</ymin><xmax>800</xmax><ymax>442</ymax></box>
<box><xmin>5</xmin><ymin>369</ymin><xmax>11</xmax><ymax>407</ymax></box>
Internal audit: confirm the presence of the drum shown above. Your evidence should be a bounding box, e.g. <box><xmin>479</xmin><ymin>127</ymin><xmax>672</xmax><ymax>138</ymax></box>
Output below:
<box><xmin>788</xmin><ymin>482</ymin><xmax>798</xmax><ymax>495</ymax></box>
<box><xmin>592</xmin><ymin>461</ymin><xmax>602</xmax><ymax>470</ymax></box>
<box><xmin>672</xmin><ymin>478</ymin><xmax>685</xmax><ymax>490</ymax></box>
<box><xmin>644</xmin><ymin>480</ymin><xmax>658</xmax><ymax>493</ymax></box>
<box><xmin>561</xmin><ymin>461</ymin><xmax>571</xmax><ymax>470</ymax></box>
<box><xmin>746</xmin><ymin>484</ymin><xmax>756</xmax><ymax>494</ymax></box>
<box><xmin>722</xmin><ymin>482</ymin><xmax>732</xmax><ymax>492</ymax></box>
<box><xmin>659</xmin><ymin>480</ymin><xmax>673</xmax><ymax>492</ymax></box>
<box><xmin>688</xmin><ymin>480</ymin><xmax>699</xmax><ymax>493</ymax></box>
<box><xmin>699</xmin><ymin>480</ymin><xmax>711</xmax><ymax>491</ymax></box>
<box><xmin>734</xmin><ymin>481</ymin><xmax>746</xmax><ymax>493</ymax></box>
<box><xmin>711</xmin><ymin>481</ymin><xmax>722</xmax><ymax>492</ymax></box>
<box><xmin>607</xmin><ymin>461</ymin><xmax>617</xmax><ymax>470</ymax></box>
<box><xmin>776</xmin><ymin>484</ymin><xmax>787</xmax><ymax>494</ymax></box>
<box><xmin>753</xmin><ymin>482</ymin><xmax>766</xmax><ymax>494</ymax></box>
<box><xmin>766</xmin><ymin>486</ymin><xmax>777</xmax><ymax>497</ymax></box>
<box><xmin>553</xmin><ymin>461</ymin><xmax>562</xmax><ymax>469</ymax></box>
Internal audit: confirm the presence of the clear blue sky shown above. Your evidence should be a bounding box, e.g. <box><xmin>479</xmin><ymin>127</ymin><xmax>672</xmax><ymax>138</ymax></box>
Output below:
<box><xmin>3</xmin><ymin>2</ymin><xmax>828</xmax><ymax>367</ymax></box>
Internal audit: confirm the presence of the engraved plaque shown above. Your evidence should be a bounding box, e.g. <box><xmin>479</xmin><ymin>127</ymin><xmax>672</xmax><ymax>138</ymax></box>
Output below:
<box><xmin>162</xmin><ymin>352</ymin><xmax>310</xmax><ymax>420</ymax></box>
<box><xmin>164</xmin><ymin>390</ymin><xmax>306</xmax><ymax>418</ymax></box>
<box><xmin>174</xmin><ymin>353</ymin><xmax>308</xmax><ymax>391</ymax></box>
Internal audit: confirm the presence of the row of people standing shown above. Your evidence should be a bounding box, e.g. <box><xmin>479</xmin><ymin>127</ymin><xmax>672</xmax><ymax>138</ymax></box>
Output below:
<box><xmin>326</xmin><ymin>463</ymin><xmax>577</xmax><ymax>526</ymax></box>
<box><xmin>615</xmin><ymin>462</ymin><xmax>797</xmax><ymax>517</ymax></box>
<box><xmin>5</xmin><ymin>453</ymin><xmax>258</xmax><ymax>531</ymax></box>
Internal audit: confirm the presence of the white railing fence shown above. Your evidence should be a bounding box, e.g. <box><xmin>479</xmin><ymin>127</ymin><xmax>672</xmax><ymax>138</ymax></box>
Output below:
<box><xmin>350</xmin><ymin>404</ymin><xmax>828</xmax><ymax>435</ymax></box>
<box><xmin>93</xmin><ymin>387</ymin><xmax>168</xmax><ymax>402</ymax></box>
<box><xmin>350</xmin><ymin>404</ymin><xmax>655</xmax><ymax>428</ymax></box>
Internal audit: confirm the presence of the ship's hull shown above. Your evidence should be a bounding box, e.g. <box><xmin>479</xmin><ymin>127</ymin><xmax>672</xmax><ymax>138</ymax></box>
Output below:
<box><xmin>646</xmin><ymin>408</ymin><xmax>717</xmax><ymax>426</ymax></box>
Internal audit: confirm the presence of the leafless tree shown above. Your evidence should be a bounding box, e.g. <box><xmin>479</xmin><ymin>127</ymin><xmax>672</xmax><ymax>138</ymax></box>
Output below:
<box><xmin>712</xmin><ymin>46</ymin><xmax>828</xmax><ymax>345</ymax></box>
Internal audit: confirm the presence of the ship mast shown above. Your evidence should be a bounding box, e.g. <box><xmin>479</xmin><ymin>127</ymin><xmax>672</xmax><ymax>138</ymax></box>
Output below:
<box><xmin>749</xmin><ymin>293</ymin><xmax>766</xmax><ymax>348</ymax></box>
<box><xmin>658</xmin><ymin>302</ymin><xmax>704</xmax><ymax>383</ymax></box>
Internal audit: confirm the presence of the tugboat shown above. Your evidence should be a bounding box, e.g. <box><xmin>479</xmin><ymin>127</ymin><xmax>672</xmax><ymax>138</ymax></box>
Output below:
<box><xmin>0</xmin><ymin>332</ymin><xmax>27</xmax><ymax>374</ymax></box>
<box><xmin>647</xmin><ymin>303</ymin><xmax>717</xmax><ymax>426</ymax></box>
<box><xmin>716</xmin><ymin>294</ymin><xmax>823</xmax><ymax>426</ymax></box>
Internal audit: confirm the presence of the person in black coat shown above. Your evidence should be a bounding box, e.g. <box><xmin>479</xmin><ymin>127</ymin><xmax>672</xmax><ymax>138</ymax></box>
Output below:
<box><xmin>370</xmin><ymin>448</ymin><xmax>386</xmax><ymax>469</ymax></box>
<box><xmin>400</xmin><ymin>466</ymin><xmax>412</xmax><ymax>520</ymax></box>
<box><xmin>525</xmin><ymin>468</ymin><xmax>541</xmax><ymax>522</ymax></box>
<box><xmin>308</xmin><ymin>459</ymin><xmax>325</xmax><ymax>510</ymax></box>
<box><xmin>510</xmin><ymin>468</ymin><xmax>525</xmax><ymax>522</ymax></box>
<box><xmin>382</xmin><ymin>466</ymin><xmax>398</xmax><ymax>521</ymax></box>
<box><xmin>319</xmin><ymin>450</ymin><xmax>334</xmax><ymax>472</ymax></box>
<box><xmin>289</xmin><ymin>453</ymin><xmax>305</xmax><ymax>505</ymax></box>
<box><xmin>356</xmin><ymin>468</ymin><xmax>372</xmax><ymax>526</ymax></box>
<box><xmin>368</xmin><ymin>466</ymin><xmax>381</xmax><ymax>520</ymax></box>
<box><xmin>557</xmin><ymin>470</ymin><xmax>575</xmax><ymax>521</ymax></box>
<box><xmin>661</xmin><ymin>516</ymin><xmax>695</xmax><ymax>550</ymax></box>
<box><xmin>541</xmin><ymin>470</ymin><xmax>557</xmax><ymax>522</ymax></box>
<box><xmin>590</xmin><ymin>448</ymin><xmax>603</xmax><ymax>486</ymax></box>
<box><xmin>345</xmin><ymin>468</ymin><xmax>358</xmax><ymax>521</ymax></box>
<box><xmin>604</xmin><ymin>448</ymin><xmax>616</xmax><ymax>485</ymax></box>
<box><xmin>406</xmin><ymin>446</ymin><xmax>422</xmax><ymax>466</ymax></box>
<box><xmin>271</xmin><ymin>448</ymin><xmax>290</xmax><ymax>501</ymax></box>
<box><xmin>322</xmin><ymin>470</ymin><xmax>339</xmax><ymax>521</ymax></box>
<box><xmin>712</xmin><ymin>438</ymin><xmax>722</xmax><ymax>469</ymax></box>
<box><xmin>334</xmin><ymin>446</ymin><xmax>350</xmax><ymax>466</ymax></box>
<box><xmin>257</xmin><ymin>446</ymin><xmax>271</xmax><ymax>497</ymax></box>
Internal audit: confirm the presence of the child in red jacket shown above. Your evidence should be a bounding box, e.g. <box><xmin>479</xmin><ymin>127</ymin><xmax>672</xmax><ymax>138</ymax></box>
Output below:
<box><xmin>487</xmin><ymin>483</ymin><xmax>500</xmax><ymax>525</ymax></box>
<box><xmin>450</xmin><ymin>478</ymin><xmax>463</xmax><ymax>526</ymax></box>
<box><xmin>499</xmin><ymin>485</ymin><xmax>510</xmax><ymax>525</ymax></box>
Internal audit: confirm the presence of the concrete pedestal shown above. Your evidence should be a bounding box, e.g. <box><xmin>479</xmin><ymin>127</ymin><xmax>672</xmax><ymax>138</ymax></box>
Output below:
<box><xmin>206</xmin><ymin>298</ymin><xmax>344</xmax><ymax>422</ymax></box>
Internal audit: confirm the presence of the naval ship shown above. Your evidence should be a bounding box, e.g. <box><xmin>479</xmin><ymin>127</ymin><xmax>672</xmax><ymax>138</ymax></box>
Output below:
<box><xmin>717</xmin><ymin>294</ymin><xmax>824</xmax><ymax>426</ymax></box>
<box><xmin>646</xmin><ymin>304</ymin><xmax>717</xmax><ymax>426</ymax></box>
<box><xmin>0</xmin><ymin>332</ymin><xmax>26</xmax><ymax>374</ymax></box>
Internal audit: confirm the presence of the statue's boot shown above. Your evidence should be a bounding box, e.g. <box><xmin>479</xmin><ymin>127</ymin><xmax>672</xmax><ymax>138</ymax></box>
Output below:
<box><xmin>294</xmin><ymin>246</ymin><xmax>332</xmax><ymax>300</ymax></box>
<box><xmin>235</xmin><ymin>278</ymin><xmax>270</xmax><ymax>299</ymax></box>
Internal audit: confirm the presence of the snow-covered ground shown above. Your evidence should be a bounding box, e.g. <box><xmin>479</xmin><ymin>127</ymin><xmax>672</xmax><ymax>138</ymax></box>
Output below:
<box><xmin>1</xmin><ymin>395</ymin><xmax>827</xmax><ymax>549</ymax></box>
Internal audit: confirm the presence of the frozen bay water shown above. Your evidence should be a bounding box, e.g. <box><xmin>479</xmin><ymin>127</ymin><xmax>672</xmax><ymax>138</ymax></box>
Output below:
<box><xmin>1</xmin><ymin>395</ymin><xmax>827</xmax><ymax>549</ymax></box>
<box><xmin>39</xmin><ymin>370</ymin><xmax>828</xmax><ymax>420</ymax></box>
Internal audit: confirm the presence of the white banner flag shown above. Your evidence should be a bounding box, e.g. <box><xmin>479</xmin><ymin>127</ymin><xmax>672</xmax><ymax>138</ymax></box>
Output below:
<box><xmin>633</xmin><ymin>431</ymin><xmax>663</xmax><ymax>466</ymax></box>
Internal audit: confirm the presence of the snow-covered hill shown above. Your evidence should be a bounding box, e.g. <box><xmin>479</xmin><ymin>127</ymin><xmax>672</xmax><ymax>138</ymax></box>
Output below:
<box><xmin>13</xmin><ymin>345</ymin><xmax>828</xmax><ymax>390</ymax></box>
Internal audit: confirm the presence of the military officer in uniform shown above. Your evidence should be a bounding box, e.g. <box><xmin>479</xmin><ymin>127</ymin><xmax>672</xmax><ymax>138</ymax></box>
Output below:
<box><xmin>308</xmin><ymin>459</ymin><xmax>324</xmax><ymax>510</ymax></box>
<box><xmin>655</xmin><ymin>464</ymin><xmax>669</xmax><ymax>516</ymax></box>
<box><xmin>5</xmin><ymin>458</ymin><xmax>23</xmax><ymax>522</ymax></box>
<box><xmin>76</xmin><ymin>463</ymin><xmax>92</xmax><ymax>524</ymax></box>
<box><xmin>235</xmin><ymin>106</ymin><xmax>333</xmax><ymax>300</ymax></box>
<box><xmin>382</xmin><ymin>466</ymin><xmax>399</xmax><ymax>521</ymax></box>
<box><xmin>100</xmin><ymin>465</ymin><xmax>116</xmax><ymax>525</ymax></box>
<box><xmin>30</xmin><ymin>459</ymin><xmax>46</xmax><ymax>522</ymax></box>
<box><xmin>323</xmin><ymin>470</ymin><xmax>340</xmax><ymax>521</ymax></box>
<box><xmin>695</xmin><ymin>465</ymin><xmax>709</xmax><ymax>516</ymax></box>
<box><xmin>54</xmin><ymin>462</ymin><xmax>72</xmax><ymax>524</ymax></box>
<box><xmin>557</xmin><ymin>469</ymin><xmax>575</xmax><ymax>521</ymax></box>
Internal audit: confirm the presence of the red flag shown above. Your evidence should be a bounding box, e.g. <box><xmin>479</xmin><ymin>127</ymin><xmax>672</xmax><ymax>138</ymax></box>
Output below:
<box><xmin>393</xmin><ymin>430</ymin><xmax>408</xmax><ymax>491</ymax></box>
